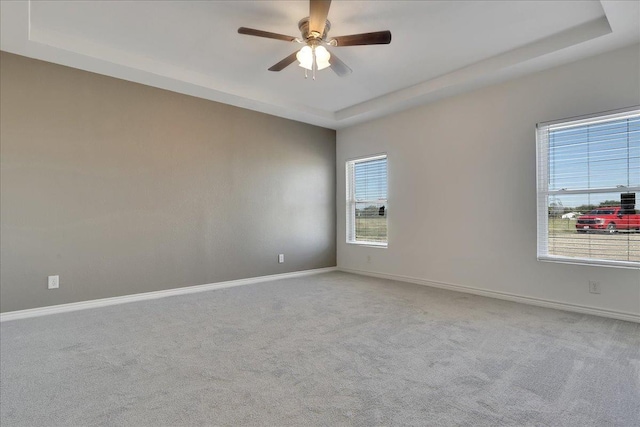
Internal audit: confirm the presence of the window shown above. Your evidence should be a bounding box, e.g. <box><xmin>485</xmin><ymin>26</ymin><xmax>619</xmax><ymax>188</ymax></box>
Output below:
<box><xmin>536</xmin><ymin>107</ymin><xmax>640</xmax><ymax>268</ymax></box>
<box><xmin>346</xmin><ymin>154</ymin><xmax>388</xmax><ymax>246</ymax></box>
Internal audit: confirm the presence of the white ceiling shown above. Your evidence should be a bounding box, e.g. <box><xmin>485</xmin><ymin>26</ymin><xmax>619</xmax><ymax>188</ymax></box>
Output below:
<box><xmin>1</xmin><ymin>1</ymin><xmax>639</xmax><ymax>129</ymax></box>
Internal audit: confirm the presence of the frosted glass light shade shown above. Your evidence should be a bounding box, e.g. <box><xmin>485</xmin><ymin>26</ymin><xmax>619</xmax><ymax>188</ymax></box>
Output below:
<box><xmin>315</xmin><ymin>46</ymin><xmax>331</xmax><ymax>70</ymax></box>
<box><xmin>296</xmin><ymin>46</ymin><xmax>313</xmax><ymax>70</ymax></box>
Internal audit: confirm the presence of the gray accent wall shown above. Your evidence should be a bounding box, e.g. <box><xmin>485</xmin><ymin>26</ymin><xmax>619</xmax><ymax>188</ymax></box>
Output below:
<box><xmin>0</xmin><ymin>52</ymin><xmax>336</xmax><ymax>312</ymax></box>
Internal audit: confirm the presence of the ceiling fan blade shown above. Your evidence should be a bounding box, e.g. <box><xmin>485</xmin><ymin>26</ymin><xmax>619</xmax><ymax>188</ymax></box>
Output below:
<box><xmin>329</xmin><ymin>51</ymin><xmax>352</xmax><ymax>77</ymax></box>
<box><xmin>309</xmin><ymin>0</ymin><xmax>331</xmax><ymax>36</ymax></box>
<box><xmin>268</xmin><ymin>51</ymin><xmax>299</xmax><ymax>72</ymax></box>
<box><xmin>332</xmin><ymin>30</ymin><xmax>392</xmax><ymax>46</ymax></box>
<box><xmin>238</xmin><ymin>27</ymin><xmax>297</xmax><ymax>42</ymax></box>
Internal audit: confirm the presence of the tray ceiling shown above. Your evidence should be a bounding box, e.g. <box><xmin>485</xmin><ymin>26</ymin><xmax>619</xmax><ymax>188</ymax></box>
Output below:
<box><xmin>1</xmin><ymin>1</ymin><xmax>639</xmax><ymax>129</ymax></box>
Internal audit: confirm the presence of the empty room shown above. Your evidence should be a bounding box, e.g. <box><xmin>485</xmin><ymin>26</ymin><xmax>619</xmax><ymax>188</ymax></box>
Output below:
<box><xmin>1</xmin><ymin>1</ymin><xmax>639</xmax><ymax>426</ymax></box>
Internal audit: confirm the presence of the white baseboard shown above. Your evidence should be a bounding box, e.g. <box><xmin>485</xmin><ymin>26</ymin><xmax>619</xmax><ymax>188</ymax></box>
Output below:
<box><xmin>0</xmin><ymin>267</ymin><xmax>338</xmax><ymax>322</ymax></box>
<box><xmin>339</xmin><ymin>267</ymin><xmax>640</xmax><ymax>324</ymax></box>
<box><xmin>5</xmin><ymin>266</ymin><xmax>637</xmax><ymax>324</ymax></box>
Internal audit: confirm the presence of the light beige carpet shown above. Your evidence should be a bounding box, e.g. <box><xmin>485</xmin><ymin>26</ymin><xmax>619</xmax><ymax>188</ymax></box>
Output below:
<box><xmin>1</xmin><ymin>272</ymin><xmax>639</xmax><ymax>426</ymax></box>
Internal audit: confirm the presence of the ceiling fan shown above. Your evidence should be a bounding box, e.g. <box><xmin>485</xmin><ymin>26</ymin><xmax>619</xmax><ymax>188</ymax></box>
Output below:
<box><xmin>238</xmin><ymin>0</ymin><xmax>391</xmax><ymax>79</ymax></box>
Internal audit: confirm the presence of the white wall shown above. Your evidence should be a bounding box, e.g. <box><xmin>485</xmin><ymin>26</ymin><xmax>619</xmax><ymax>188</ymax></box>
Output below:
<box><xmin>337</xmin><ymin>44</ymin><xmax>640</xmax><ymax>319</ymax></box>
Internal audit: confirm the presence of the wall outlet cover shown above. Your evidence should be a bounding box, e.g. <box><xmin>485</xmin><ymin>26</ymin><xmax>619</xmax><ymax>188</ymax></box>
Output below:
<box><xmin>48</xmin><ymin>275</ymin><xmax>59</xmax><ymax>289</ymax></box>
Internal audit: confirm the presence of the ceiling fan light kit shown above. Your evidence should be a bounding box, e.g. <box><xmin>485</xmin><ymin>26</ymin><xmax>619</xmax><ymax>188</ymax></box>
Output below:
<box><xmin>297</xmin><ymin>45</ymin><xmax>330</xmax><ymax>70</ymax></box>
<box><xmin>238</xmin><ymin>0</ymin><xmax>391</xmax><ymax>80</ymax></box>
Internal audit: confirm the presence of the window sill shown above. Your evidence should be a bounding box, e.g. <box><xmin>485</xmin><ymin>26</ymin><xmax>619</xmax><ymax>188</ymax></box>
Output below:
<box><xmin>538</xmin><ymin>255</ymin><xmax>639</xmax><ymax>269</ymax></box>
<box><xmin>347</xmin><ymin>241</ymin><xmax>388</xmax><ymax>249</ymax></box>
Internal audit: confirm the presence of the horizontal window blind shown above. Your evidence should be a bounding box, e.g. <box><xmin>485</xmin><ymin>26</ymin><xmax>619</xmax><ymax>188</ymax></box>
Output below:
<box><xmin>346</xmin><ymin>154</ymin><xmax>388</xmax><ymax>246</ymax></box>
<box><xmin>536</xmin><ymin>107</ymin><xmax>640</xmax><ymax>268</ymax></box>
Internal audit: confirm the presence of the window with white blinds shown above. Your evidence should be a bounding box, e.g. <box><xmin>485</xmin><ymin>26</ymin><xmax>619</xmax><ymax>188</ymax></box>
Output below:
<box><xmin>346</xmin><ymin>154</ymin><xmax>388</xmax><ymax>246</ymax></box>
<box><xmin>536</xmin><ymin>107</ymin><xmax>640</xmax><ymax>268</ymax></box>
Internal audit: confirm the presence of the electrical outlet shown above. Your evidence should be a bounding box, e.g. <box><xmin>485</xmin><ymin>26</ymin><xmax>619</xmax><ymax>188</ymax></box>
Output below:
<box><xmin>589</xmin><ymin>280</ymin><xmax>601</xmax><ymax>294</ymax></box>
<box><xmin>48</xmin><ymin>275</ymin><xmax>59</xmax><ymax>289</ymax></box>
<box><xmin>278</xmin><ymin>254</ymin><xmax>284</xmax><ymax>264</ymax></box>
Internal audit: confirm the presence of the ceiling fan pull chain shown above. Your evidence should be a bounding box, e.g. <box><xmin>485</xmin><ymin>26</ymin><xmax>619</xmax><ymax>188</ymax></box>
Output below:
<box><xmin>312</xmin><ymin>46</ymin><xmax>317</xmax><ymax>80</ymax></box>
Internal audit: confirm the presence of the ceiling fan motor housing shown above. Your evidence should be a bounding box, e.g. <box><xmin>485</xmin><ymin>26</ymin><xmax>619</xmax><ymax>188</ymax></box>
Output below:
<box><xmin>298</xmin><ymin>17</ymin><xmax>331</xmax><ymax>42</ymax></box>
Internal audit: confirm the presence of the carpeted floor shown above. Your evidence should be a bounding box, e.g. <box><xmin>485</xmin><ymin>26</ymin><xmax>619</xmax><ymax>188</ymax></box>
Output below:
<box><xmin>1</xmin><ymin>271</ymin><xmax>639</xmax><ymax>426</ymax></box>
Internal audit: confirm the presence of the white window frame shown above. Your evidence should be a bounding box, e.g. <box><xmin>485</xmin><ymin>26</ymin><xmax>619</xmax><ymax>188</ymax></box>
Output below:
<box><xmin>346</xmin><ymin>153</ymin><xmax>388</xmax><ymax>247</ymax></box>
<box><xmin>536</xmin><ymin>106</ymin><xmax>640</xmax><ymax>269</ymax></box>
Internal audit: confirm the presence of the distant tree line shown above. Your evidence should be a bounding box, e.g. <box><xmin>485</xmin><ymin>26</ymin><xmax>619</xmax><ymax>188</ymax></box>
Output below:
<box><xmin>573</xmin><ymin>200</ymin><xmax>620</xmax><ymax>213</ymax></box>
<box><xmin>548</xmin><ymin>200</ymin><xmax>621</xmax><ymax>217</ymax></box>
<box><xmin>356</xmin><ymin>205</ymin><xmax>387</xmax><ymax>218</ymax></box>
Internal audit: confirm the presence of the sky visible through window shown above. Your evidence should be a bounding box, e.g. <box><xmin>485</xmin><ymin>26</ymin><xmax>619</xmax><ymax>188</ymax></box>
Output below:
<box><xmin>548</xmin><ymin>115</ymin><xmax>639</xmax><ymax>209</ymax></box>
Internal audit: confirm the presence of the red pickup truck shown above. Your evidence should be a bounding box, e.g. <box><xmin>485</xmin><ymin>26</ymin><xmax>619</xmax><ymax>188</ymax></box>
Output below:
<box><xmin>575</xmin><ymin>207</ymin><xmax>640</xmax><ymax>233</ymax></box>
